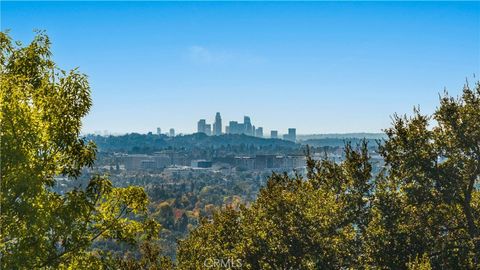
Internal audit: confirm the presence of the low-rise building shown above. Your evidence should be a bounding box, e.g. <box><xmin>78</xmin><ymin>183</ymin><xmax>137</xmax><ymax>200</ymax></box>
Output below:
<box><xmin>191</xmin><ymin>160</ymin><xmax>213</xmax><ymax>168</ymax></box>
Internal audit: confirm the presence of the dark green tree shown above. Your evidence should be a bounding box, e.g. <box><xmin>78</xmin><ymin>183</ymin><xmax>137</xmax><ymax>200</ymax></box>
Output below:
<box><xmin>0</xmin><ymin>31</ymin><xmax>160</xmax><ymax>269</ymax></box>
<box><xmin>364</xmin><ymin>83</ymin><xmax>480</xmax><ymax>269</ymax></box>
<box><xmin>177</xmin><ymin>81</ymin><xmax>480</xmax><ymax>269</ymax></box>
<box><xmin>178</xmin><ymin>143</ymin><xmax>372</xmax><ymax>269</ymax></box>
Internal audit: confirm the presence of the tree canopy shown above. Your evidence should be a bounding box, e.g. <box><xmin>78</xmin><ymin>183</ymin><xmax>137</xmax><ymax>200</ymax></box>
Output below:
<box><xmin>177</xmin><ymin>83</ymin><xmax>480</xmax><ymax>269</ymax></box>
<box><xmin>0</xmin><ymin>31</ymin><xmax>162</xmax><ymax>269</ymax></box>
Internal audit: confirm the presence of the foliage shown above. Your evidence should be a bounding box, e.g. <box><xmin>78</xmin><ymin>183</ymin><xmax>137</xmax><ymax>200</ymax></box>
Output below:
<box><xmin>177</xmin><ymin>83</ymin><xmax>480</xmax><ymax>269</ymax></box>
<box><xmin>406</xmin><ymin>254</ymin><xmax>432</xmax><ymax>270</ymax></box>
<box><xmin>114</xmin><ymin>242</ymin><xmax>175</xmax><ymax>270</ymax></box>
<box><xmin>363</xmin><ymin>83</ymin><xmax>480</xmax><ymax>269</ymax></box>
<box><xmin>177</xmin><ymin>142</ymin><xmax>372</xmax><ymax>269</ymax></box>
<box><xmin>0</xmin><ymin>31</ymin><xmax>160</xmax><ymax>269</ymax></box>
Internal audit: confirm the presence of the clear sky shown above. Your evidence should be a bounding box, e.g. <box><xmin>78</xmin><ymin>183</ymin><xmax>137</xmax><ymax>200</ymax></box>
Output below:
<box><xmin>2</xmin><ymin>1</ymin><xmax>479</xmax><ymax>135</ymax></box>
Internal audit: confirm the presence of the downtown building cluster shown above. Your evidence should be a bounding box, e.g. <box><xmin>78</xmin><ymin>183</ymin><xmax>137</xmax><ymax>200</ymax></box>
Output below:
<box><xmin>196</xmin><ymin>112</ymin><xmax>296</xmax><ymax>142</ymax></box>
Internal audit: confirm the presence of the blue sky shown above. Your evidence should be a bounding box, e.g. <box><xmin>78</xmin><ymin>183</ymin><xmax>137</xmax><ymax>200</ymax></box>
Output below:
<box><xmin>2</xmin><ymin>1</ymin><xmax>479</xmax><ymax>135</ymax></box>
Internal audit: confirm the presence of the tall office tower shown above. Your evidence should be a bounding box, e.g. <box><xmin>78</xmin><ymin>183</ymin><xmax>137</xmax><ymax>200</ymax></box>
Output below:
<box><xmin>213</xmin><ymin>112</ymin><xmax>222</xmax><ymax>135</ymax></box>
<box><xmin>205</xmin><ymin>124</ymin><xmax>212</xmax><ymax>136</ymax></box>
<box><xmin>244</xmin><ymin>116</ymin><xmax>253</xmax><ymax>136</ymax></box>
<box><xmin>256</xmin><ymin>127</ymin><xmax>263</xmax><ymax>138</ymax></box>
<box><xmin>169</xmin><ymin>128</ymin><xmax>175</xmax><ymax>137</ymax></box>
<box><xmin>157</xmin><ymin>127</ymin><xmax>162</xmax><ymax>135</ymax></box>
<box><xmin>197</xmin><ymin>119</ymin><xmax>206</xmax><ymax>134</ymax></box>
<box><xmin>270</xmin><ymin>130</ymin><xmax>278</xmax><ymax>139</ymax></box>
<box><xmin>228</xmin><ymin>121</ymin><xmax>239</xmax><ymax>134</ymax></box>
<box><xmin>225</xmin><ymin>126</ymin><xmax>230</xmax><ymax>134</ymax></box>
<box><xmin>288</xmin><ymin>128</ymin><xmax>296</xmax><ymax>142</ymax></box>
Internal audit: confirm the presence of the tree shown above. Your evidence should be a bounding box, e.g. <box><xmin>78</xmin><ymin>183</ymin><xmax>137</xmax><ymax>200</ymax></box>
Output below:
<box><xmin>177</xmin><ymin>207</ymin><xmax>243</xmax><ymax>270</ymax></box>
<box><xmin>177</xmin><ymin>81</ymin><xmax>480</xmax><ymax>269</ymax></box>
<box><xmin>154</xmin><ymin>202</ymin><xmax>175</xmax><ymax>230</ymax></box>
<box><xmin>364</xmin><ymin>83</ymin><xmax>480</xmax><ymax>269</ymax></box>
<box><xmin>176</xmin><ymin>212</ymin><xmax>189</xmax><ymax>233</ymax></box>
<box><xmin>177</xmin><ymin>143</ymin><xmax>372</xmax><ymax>269</ymax></box>
<box><xmin>115</xmin><ymin>242</ymin><xmax>175</xmax><ymax>270</ymax></box>
<box><xmin>0</xmin><ymin>31</ymin><xmax>160</xmax><ymax>269</ymax></box>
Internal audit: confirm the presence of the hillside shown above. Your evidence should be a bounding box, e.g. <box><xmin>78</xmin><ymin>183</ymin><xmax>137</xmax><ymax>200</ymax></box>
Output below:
<box><xmin>85</xmin><ymin>133</ymin><xmax>298</xmax><ymax>153</ymax></box>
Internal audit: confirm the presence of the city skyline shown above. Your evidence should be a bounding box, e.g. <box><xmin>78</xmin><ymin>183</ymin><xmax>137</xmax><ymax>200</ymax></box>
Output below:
<box><xmin>2</xmin><ymin>1</ymin><xmax>479</xmax><ymax>134</ymax></box>
<box><xmin>196</xmin><ymin>112</ymin><xmax>291</xmax><ymax>139</ymax></box>
<box><xmin>93</xmin><ymin>111</ymin><xmax>300</xmax><ymax>141</ymax></box>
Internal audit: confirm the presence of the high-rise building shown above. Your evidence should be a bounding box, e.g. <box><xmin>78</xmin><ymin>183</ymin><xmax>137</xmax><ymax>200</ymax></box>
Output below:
<box><xmin>205</xmin><ymin>124</ymin><xmax>212</xmax><ymax>136</ymax></box>
<box><xmin>225</xmin><ymin>116</ymin><xmax>264</xmax><ymax>137</ymax></box>
<box><xmin>244</xmin><ymin>116</ymin><xmax>253</xmax><ymax>136</ymax></box>
<box><xmin>157</xmin><ymin>127</ymin><xmax>162</xmax><ymax>135</ymax></box>
<box><xmin>197</xmin><ymin>119</ymin><xmax>206</xmax><ymax>134</ymax></box>
<box><xmin>169</xmin><ymin>128</ymin><xmax>175</xmax><ymax>137</ymax></box>
<box><xmin>228</xmin><ymin>121</ymin><xmax>241</xmax><ymax>134</ymax></box>
<box><xmin>288</xmin><ymin>128</ymin><xmax>296</xmax><ymax>142</ymax></box>
<box><xmin>283</xmin><ymin>128</ymin><xmax>296</xmax><ymax>142</ymax></box>
<box><xmin>255</xmin><ymin>127</ymin><xmax>263</xmax><ymax>138</ymax></box>
<box><xmin>213</xmin><ymin>112</ymin><xmax>222</xmax><ymax>136</ymax></box>
<box><xmin>270</xmin><ymin>130</ymin><xmax>278</xmax><ymax>139</ymax></box>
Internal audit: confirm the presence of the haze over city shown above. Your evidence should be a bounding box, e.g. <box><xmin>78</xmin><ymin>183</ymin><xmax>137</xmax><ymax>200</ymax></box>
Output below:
<box><xmin>2</xmin><ymin>1</ymin><xmax>479</xmax><ymax>134</ymax></box>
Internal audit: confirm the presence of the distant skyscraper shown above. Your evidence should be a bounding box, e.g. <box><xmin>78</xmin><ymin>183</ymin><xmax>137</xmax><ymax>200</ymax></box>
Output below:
<box><xmin>205</xmin><ymin>124</ymin><xmax>212</xmax><ymax>136</ymax></box>
<box><xmin>157</xmin><ymin>127</ymin><xmax>162</xmax><ymax>135</ymax></box>
<box><xmin>270</xmin><ymin>130</ymin><xmax>278</xmax><ymax>139</ymax></box>
<box><xmin>288</xmin><ymin>128</ymin><xmax>296</xmax><ymax>142</ymax></box>
<box><xmin>244</xmin><ymin>116</ymin><xmax>253</xmax><ymax>136</ymax></box>
<box><xmin>256</xmin><ymin>127</ymin><xmax>263</xmax><ymax>138</ymax></box>
<box><xmin>197</xmin><ymin>119</ymin><xmax>206</xmax><ymax>134</ymax></box>
<box><xmin>169</xmin><ymin>128</ymin><xmax>175</xmax><ymax>137</ymax></box>
<box><xmin>283</xmin><ymin>128</ymin><xmax>296</xmax><ymax>142</ymax></box>
<box><xmin>228</xmin><ymin>121</ymin><xmax>240</xmax><ymax>134</ymax></box>
<box><xmin>213</xmin><ymin>112</ymin><xmax>222</xmax><ymax>136</ymax></box>
<box><xmin>226</xmin><ymin>115</ymin><xmax>262</xmax><ymax>137</ymax></box>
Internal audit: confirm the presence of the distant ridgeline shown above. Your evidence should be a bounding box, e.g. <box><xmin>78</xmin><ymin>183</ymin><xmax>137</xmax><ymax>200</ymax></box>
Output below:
<box><xmin>85</xmin><ymin>132</ymin><xmax>384</xmax><ymax>153</ymax></box>
<box><xmin>298</xmin><ymin>133</ymin><xmax>386</xmax><ymax>147</ymax></box>
<box><xmin>85</xmin><ymin>133</ymin><xmax>296</xmax><ymax>153</ymax></box>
